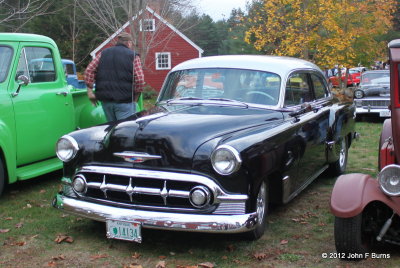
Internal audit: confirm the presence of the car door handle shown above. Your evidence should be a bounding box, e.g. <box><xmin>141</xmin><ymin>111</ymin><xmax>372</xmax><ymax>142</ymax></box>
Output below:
<box><xmin>56</xmin><ymin>91</ymin><xmax>69</xmax><ymax>96</ymax></box>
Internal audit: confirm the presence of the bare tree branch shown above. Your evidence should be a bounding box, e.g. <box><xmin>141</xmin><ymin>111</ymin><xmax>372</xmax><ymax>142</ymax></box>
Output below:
<box><xmin>0</xmin><ymin>0</ymin><xmax>52</xmax><ymax>31</ymax></box>
<box><xmin>76</xmin><ymin>0</ymin><xmax>196</xmax><ymax>66</ymax></box>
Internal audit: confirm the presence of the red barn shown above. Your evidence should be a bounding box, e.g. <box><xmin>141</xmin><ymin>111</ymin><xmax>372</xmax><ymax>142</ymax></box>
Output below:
<box><xmin>90</xmin><ymin>6</ymin><xmax>203</xmax><ymax>92</ymax></box>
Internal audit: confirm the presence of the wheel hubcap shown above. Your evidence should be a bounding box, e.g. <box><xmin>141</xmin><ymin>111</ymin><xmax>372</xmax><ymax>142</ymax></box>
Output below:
<box><xmin>256</xmin><ymin>182</ymin><xmax>266</xmax><ymax>224</ymax></box>
<box><xmin>339</xmin><ymin>140</ymin><xmax>346</xmax><ymax>167</ymax></box>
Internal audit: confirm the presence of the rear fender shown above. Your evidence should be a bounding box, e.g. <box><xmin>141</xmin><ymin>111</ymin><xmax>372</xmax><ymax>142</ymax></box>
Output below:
<box><xmin>330</xmin><ymin>173</ymin><xmax>400</xmax><ymax>218</ymax></box>
<box><xmin>71</xmin><ymin>90</ymin><xmax>106</xmax><ymax>129</ymax></box>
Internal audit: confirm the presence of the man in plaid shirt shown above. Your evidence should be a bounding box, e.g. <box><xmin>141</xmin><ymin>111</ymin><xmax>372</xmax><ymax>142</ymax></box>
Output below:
<box><xmin>84</xmin><ymin>32</ymin><xmax>145</xmax><ymax>122</ymax></box>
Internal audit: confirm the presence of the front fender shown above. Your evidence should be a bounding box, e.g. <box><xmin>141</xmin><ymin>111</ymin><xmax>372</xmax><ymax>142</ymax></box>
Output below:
<box><xmin>330</xmin><ymin>173</ymin><xmax>400</xmax><ymax>218</ymax></box>
<box><xmin>0</xmin><ymin>120</ymin><xmax>17</xmax><ymax>184</ymax></box>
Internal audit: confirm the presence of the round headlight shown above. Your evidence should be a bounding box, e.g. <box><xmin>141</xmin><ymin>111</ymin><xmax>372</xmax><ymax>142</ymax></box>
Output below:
<box><xmin>56</xmin><ymin>135</ymin><xmax>79</xmax><ymax>162</ymax></box>
<box><xmin>72</xmin><ymin>175</ymin><xmax>87</xmax><ymax>193</ymax></box>
<box><xmin>378</xmin><ymin>165</ymin><xmax>400</xmax><ymax>196</ymax></box>
<box><xmin>354</xmin><ymin>90</ymin><xmax>364</xmax><ymax>99</ymax></box>
<box><xmin>211</xmin><ymin>145</ymin><xmax>242</xmax><ymax>175</ymax></box>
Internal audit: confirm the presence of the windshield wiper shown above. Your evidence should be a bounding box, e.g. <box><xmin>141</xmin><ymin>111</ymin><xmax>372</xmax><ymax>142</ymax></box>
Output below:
<box><xmin>208</xmin><ymin>98</ymin><xmax>249</xmax><ymax>108</ymax></box>
<box><xmin>166</xmin><ymin>97</ymin><xmax>204</xmax><ymax>104</ymax></box>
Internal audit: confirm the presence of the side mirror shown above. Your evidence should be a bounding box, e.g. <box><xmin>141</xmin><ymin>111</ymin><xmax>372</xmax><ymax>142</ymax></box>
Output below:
<box><xmin>17</xmin><ymin>75</ymin><xmax>30</xmax><ymax>85</ymax></box>
<box><xmin>12</xmin><ymin>75</ymin><xmax>30</xmax><ymax>97</ymax></box>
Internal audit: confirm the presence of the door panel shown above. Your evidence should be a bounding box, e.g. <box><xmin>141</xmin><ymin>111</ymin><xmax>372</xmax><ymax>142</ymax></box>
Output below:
<box><xmin>284</xmin><ymin>72</ymin><xmax>330</xmax><ymax>191</ymax></box>
<box><xmin>10</xmin><ymin>44</ymin><xmax>75</xmax><ymax>166</ymax></box>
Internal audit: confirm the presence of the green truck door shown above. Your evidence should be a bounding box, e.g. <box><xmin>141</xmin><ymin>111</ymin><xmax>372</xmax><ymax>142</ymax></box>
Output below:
<box><xmin>10</xmin><ymin>43</ymin><xmax>75</xmax><ymax>166</ymax></box>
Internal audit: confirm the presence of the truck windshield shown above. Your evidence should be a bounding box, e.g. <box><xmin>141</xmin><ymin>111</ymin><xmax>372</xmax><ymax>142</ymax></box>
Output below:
<box><xmin>159</xmin><ymin>68</ymin><xmax>281</xmax><ymax>106</ymax></box>
<box><xmin>0</xmin><ymin>46</ymin><xmax>13</xmax><ymax>83</ymax></box>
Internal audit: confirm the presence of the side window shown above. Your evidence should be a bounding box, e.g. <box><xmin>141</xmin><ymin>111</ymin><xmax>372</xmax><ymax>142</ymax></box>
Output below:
<box><xmin>0</xmin><ymin>46</ymin><xmax>13</xmax><ymax>83</ymax></box>
<box><xmin>311</xmin><ymin>74</ymin><xmax>329</xmax><ymax>99</ymax></box>
<box><xmin>17</xmin><ymin>47</ymin><xmax>56</xmax><ymax>83</ymax></box>
<box><xmin>284</xmin><ymin>73</ymin><xmax>312</xmax><ymax>106</ymax></box>
<box><xmin>16</xmin><ymin>48</ymin><xmax>29</xmax><ymax>81</ymax></box>
<box><xmin>64</xmin><ymin>63</ymin><xmax>74</xmax><ymax>75</ymax></box>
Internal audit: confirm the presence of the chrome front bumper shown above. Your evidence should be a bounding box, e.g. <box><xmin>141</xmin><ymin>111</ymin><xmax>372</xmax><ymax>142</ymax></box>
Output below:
<box><xmin>355</xmin><ymin>107</ymin><xmax>391</xmax><ymax>116</ymax></box>
<box><xmin>53</xmin><ymin>193</ymin><xmax>258</xmax><ymax>233</ymax></box>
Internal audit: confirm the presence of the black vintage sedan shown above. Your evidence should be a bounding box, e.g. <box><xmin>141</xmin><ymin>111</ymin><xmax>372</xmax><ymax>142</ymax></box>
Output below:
<box><xmin>53</xmin><ymin>55</ymin><xmax>356</xmax><ymax>242</ymax></box>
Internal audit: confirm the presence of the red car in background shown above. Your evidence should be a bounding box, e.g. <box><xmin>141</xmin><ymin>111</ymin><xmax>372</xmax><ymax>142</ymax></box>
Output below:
<box><xmin>328</xmin><ymin>67</ymin><xmax>367</xmax><ymax>87</ymax></box>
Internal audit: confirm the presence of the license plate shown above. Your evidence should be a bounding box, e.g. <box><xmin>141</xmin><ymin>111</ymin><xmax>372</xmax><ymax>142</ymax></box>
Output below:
<box><xmin>379</xmin><ymin>110</ymin><xmax>391</xmax><ymax>117</ymax></box>
<box><xmin>106</xmin><ymin>219</ymin><xmax>142</xmax><ymax>243</ymax></box>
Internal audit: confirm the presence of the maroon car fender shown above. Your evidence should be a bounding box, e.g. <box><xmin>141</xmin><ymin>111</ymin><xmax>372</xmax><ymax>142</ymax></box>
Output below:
<box><xmin>379</xmin><ymin>119</ymin><xmax>395</xmax><ymax>170</ymax></box>
<box><xmin>330</xmin><ymin>173</ymin><xmax>400</xmax><ymax>218</ymax></box>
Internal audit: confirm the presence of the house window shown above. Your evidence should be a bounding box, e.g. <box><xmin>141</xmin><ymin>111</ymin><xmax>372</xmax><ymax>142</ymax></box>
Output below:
<box><xmin>156</xmin><ymin>52</ymin><xmax>171</xmax><ymax>70</ymax></box>
<box><xmin>140</xmin><ymin>19</ymin><xmax>155</xmax><ymax>31</ymax></box>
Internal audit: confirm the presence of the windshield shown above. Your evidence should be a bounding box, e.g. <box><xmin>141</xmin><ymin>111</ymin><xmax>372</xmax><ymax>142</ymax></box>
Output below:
<box><xmin>349</xmin><ymin>69</ymin><xmax>359</xmax><ymax>74</ymax></box>
<box><xmin>361</xmin><ymin>72</ymin><xmax>390</xmax><ymax>85</ymax></box>
<box><xmin>159</xmin><ymin>68</ymin><xmax>281</xmax><ymax>106</ymax></box>
<box><xmin>0</xmin><ymin>46</ymin><xmax>13</xmax><ymax>83</ymax></box>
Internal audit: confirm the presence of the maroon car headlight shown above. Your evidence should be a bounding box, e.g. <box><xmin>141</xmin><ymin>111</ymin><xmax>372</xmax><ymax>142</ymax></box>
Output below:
<box><xmin>211</xmin><ymin>145</ymin><xmax>242</xmax><ymax>175</ymax></box>
<box><xmin>56</xmin><ymin>135</ymin><xmax>79</xmax><ymax>162</ymax></box>
<box><xmin>378</xmin><ymin>164</ymin><xmax>400</xmax><ymax>196</ymax></box>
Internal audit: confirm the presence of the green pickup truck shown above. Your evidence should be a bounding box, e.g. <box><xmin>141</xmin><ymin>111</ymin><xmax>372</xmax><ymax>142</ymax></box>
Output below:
<box><xmin>0</xmin><ymin>33</ymin><xmax>106</xmax><ymax>196</ymax></box>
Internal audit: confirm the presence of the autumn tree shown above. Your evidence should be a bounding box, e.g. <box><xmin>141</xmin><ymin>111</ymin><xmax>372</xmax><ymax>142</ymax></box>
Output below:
<box><xmin>244</xmin><ymin>0</ymin><xmax>396</xmax><ymax>68</ymax></box>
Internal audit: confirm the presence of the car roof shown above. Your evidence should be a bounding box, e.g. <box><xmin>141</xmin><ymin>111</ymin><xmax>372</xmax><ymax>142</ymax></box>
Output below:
<box><xmin>389</xmin><ymin>39</ymin><xmax>400</xmax><ymax>48</ymax></box>
<box><xmin>170</xmin><ymin>55</ymin><xmax>323</xmax><ymax>78</ymax></box>
<box><xmin>363</xmin><ymin>70</ymin><xmax>389</xmax><ymax>74</ymax></box>
<box><xmin>0</xmin><ymin>33</ymin><xmax>56</xmax><ymax>47</ymax></box>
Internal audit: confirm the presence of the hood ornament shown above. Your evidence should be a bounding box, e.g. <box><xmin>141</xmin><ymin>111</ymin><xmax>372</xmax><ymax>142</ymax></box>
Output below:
<box><xmin>114</xmin><ymin>151</ymin><xmax>161</xmax><ymax>163</ymax></box>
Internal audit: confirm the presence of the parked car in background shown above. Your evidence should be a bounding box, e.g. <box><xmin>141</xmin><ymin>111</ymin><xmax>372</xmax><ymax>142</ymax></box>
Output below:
<box><xmin>330</xmin><ymin>39</ymin><xmax>400</xmax><ymax>258</ymax></box>
<box><xmin>348</xmin><ymin>67</ymin><xmax>367</xmax><ymax>85</ymax></box>
<box><xmin>29</xmin><ymin>58</ymin><xmax>86</xmax><ymax>89</ymax></box>
<box><xmin>353</xmin><ymin>70</ymin><xmax>390</xmax><ymax>117</ymax></box>
<box><xmin>328</xmin><ymin>67</ymin><xmax>367</xmax><ymax>88</ymax></box>
<box><xmin>62</xmin><ymin>59</ymin><xmax>86</xmax><ymax>89</ymax></box>
<box><xmin>0</xmin><ymin>33</ymin><xmax>106</xmax><ymax>197</ymax></box>
<box><xmin>53</xmin><ymin>55</ymin><xmax>356</xmax><ymax>243</ymax></box>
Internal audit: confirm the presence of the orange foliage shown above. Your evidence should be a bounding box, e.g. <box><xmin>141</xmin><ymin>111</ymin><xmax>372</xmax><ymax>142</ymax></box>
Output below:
<box><xmin>244</xmin><ymin>0</ymin><xmax>396</xmax><ymax>67</ymax></box>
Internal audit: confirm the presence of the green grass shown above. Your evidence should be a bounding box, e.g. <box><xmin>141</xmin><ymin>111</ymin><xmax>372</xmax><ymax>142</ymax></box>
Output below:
<box><xmin>0</xmin><ymin>119</ymin><xmax>397</xmax><ymax>268</ymax></box>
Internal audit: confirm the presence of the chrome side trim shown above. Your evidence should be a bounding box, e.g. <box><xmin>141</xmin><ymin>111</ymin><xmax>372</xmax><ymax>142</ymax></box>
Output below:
<box><xmin>55</xmin><ymin>194</ymin><xmax>257</xmax><ymax>233</ymax></box>
<box><xmin>78</xmin><ymin>166</ymin><xmax>248</xmax><ymax>204</ymax></box>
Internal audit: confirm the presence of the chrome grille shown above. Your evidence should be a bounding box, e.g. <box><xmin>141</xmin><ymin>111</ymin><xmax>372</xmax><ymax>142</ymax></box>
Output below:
<box><xmin>81</xmin><ymin>172</ymin><xmax>196</xmax><ymax>208</ymax></box>
<box><xmin>359</xmin><ymin>99</ymin><xmax>390</xmax><ymax>108</ymax></box>
<box><xmin>72</xmin><ymin>166</ymin><xmax>248</xmax><ymax>215</ymax></box>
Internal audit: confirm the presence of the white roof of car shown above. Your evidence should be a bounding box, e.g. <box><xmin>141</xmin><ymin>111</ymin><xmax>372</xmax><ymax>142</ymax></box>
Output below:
<box><xmin>171</xmin><ymin>55</ymin><xmax>323</xmax><ymax>78</ymax></box>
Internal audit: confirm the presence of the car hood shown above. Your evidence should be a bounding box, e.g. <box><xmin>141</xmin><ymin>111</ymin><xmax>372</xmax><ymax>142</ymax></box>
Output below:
<box><xmin>93</xmin><ymin>105</ymin><xmax>284</xmax><ymax>170</ymax></box>
<box><xmin>359</xmin><ymin>84</ymin><xmax>390</xmax><ymax>97</ymax></box>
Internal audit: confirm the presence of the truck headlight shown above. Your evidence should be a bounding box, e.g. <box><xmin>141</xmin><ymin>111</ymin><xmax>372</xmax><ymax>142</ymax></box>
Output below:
<box><xmin>211</xmin><ymin>145</ymin><xmax>241</xmax><ymax>175</ymax></box>
<box><xmin>354</xmin><ymin>90</ymin><xmax>364</xmax><ymax>99</ymax></box>
<box><xmin>378</xmin><ymin>164</ymin><xmax>400</xmax><ymax>196</ymax></box>
<box><xmin>56</xmin><ymin>135</ymin><xmax>79</xmax><ymax>162</ymax></box>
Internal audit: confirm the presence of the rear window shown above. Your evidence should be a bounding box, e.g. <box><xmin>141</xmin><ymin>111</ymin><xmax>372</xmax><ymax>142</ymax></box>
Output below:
<box><xmin>0</xmin><ymin>46</ymin><xmax>13</xmax><ymax>83</ymax></box>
